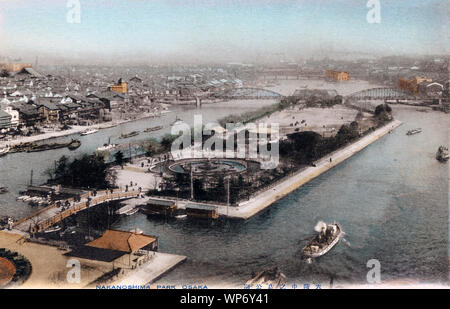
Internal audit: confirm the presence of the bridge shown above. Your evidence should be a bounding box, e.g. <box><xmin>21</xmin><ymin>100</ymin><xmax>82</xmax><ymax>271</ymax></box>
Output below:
<box><xmin>12</xmin><ymin>188</ymin><xmax>141</xmax><ymax>234</ymax></box>
<box><xmin>213</xmin><ymin>87</ymin><xmax>283</xmax><ymax>100</ymax></box>
<box><xmin>346</xmin><ymin>87</ymin><xmax>416</xmax><ymax>100</ymax></box>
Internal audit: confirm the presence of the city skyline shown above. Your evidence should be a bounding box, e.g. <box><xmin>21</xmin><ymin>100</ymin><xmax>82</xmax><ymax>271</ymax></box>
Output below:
<box><xmin>0</xmin><ymin>0</ymin><xmax>448</xmax><ymax>64</ymax></box>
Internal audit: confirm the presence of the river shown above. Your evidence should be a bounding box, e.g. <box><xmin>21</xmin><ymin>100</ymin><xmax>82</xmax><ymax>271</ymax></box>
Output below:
<box><xmin>0</xmin><ymin>83</ymin><xmax>448</xmax><ymax>287</ymax></box>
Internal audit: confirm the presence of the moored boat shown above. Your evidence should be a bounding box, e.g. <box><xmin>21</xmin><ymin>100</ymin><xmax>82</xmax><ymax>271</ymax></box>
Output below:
<box><xmin>0</xmin><ymin>146</ymin><xmax>10</xmax><ymax>157</ymax></box>
<box><xmin>436</xmin><ymin>146</ymin><xmax>449</xmax><ymax>162</ymax></box>
<box><xmin>81</xmin><ymin>129</ymin><xmax>99</xmax><ymax>136</ymax></box>
<box><xmin>67</xmin><ymin>139</ymin><xmax>81</xmax><ymax>150</ymax></box>
<box><xmin>301</xmin><ymin>221</ymin><xmax>344</xmax><ymax>259</ymax></box>
<box><xmin>43</xmin><ymin>225</ymin><xmax>62</xmax><ymax>233</ymax></box>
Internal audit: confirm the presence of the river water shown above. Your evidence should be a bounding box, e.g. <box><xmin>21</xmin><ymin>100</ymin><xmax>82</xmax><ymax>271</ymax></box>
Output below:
<box><xmin>0</xmin><ymin>85</ymin><xmax>448</xmax><ymax>287</ymax></box>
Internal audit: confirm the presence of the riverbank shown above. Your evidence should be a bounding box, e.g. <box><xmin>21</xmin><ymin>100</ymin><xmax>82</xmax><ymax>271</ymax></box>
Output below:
<box><xmin>0</xmin><ymin>111</ymin><xmax>172</xmax><ymax>149</ymax></box>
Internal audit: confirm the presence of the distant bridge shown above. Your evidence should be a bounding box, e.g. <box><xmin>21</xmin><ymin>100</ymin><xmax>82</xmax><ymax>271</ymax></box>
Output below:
<box><xmin>213</xmin><ymin>87</ymin><xmax>283</xmax><ymax>100</ymax></box>
<box><xmin>346</xmin><ymin>87</ymin><xmax>416</xmax><ymax>100</ymax></box>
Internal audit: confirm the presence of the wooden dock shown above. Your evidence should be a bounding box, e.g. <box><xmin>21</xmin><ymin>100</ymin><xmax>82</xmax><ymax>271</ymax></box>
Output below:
<box><xmin>13</xmin><ymin>189</ymin><xmax>141</xmax><ymax>234</ymax></box>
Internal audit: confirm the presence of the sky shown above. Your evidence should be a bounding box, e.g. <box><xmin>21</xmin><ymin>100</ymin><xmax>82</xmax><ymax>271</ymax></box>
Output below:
<box><xmin>0</xmin><ymin>0</ymin><xmax>448</xmax><ymax>64</ymax></box>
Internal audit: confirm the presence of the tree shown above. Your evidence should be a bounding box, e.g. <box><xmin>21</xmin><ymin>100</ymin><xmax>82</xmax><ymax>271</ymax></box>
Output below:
<box><xmin>114</xmin><ymin>151</ymin><xmax>125</xmax><ymax>168</ymax></box>
<box><xmin>0</xmin><ymin>69</ymin><xmax>9</xmax><ymax>78</ymax></box>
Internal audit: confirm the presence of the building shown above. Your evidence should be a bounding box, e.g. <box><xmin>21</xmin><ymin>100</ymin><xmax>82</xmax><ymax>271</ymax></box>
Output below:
<box><xmin>109</xmin><ymin>78</ymin><xmax>128</xmax><ymax>94</ymax></box>
<box><xmin>418</xmin><ymin>81</ymin><xmax>444</xmax><ymax>98</ymax></box>
<box><xmin>0</xmin><ymin>63</ymin><xmax>32</xmax><ymax>73</ymax></box>
<box><xmin>2</xmin><ymin>106</ymin><xmax>19</xmax><ymax>128</ymax></box>
<box><xmin>37</xmin><ymin>100</ymin><xmax>60</xmax><ymax>123</ymax></box>
<box><xmin>185</xmin><ymin>203</ymin><xmax>219</xmax><ymax>219</ymax></box>
<box><xmin>87</xmin><ymin>229</ymin><xmax>158</xmax><ymax>253</ymax></box>
<box><xmin>399</xmin><ymin>77</ymin><xmax>433</xmax><ymax>94</ymax></box>
<box><xmin>326</xmin><ymin>70</ymin><xmax>350</xmax><ymax>81</ymax></box>
<box><xmin>0</xmin><ymin>110</ymin><xmax>11</xmax><ymax>130</ymax></box>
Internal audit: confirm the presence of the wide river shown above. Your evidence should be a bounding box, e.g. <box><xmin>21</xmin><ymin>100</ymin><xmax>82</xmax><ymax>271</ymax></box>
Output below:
<box><xmin>0</xmin><ymin>80</ymin><xmax>448</xmax><ymax>287</ymax></box>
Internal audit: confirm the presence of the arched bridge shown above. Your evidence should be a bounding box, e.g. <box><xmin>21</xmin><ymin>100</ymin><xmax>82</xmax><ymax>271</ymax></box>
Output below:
<box><xmin>346</xmin><ymin>88</ymin><xmax>416</xmax><ymax>100</ymax></box>
<box><xmin>213</xmin><ymin>87</ymin><xmax>283</xmax><ymax>100</ymax></box>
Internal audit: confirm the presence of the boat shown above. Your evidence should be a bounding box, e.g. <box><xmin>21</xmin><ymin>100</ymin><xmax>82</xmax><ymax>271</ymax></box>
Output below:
<box><xmin>10</xmin><ymin>139</ymin><xmax>81</xmax><ymax>153</ymax></box>
<box><xmin>97</xmin><ymin>144</ymin><xmax>118</xmax><ymax>151</ymax></box>
<box><xmin>116</xmin><ymin>204</ymin><xmax>139</xmax><ymax>216</ymax></box>
<box><xmin>0</xmin><ymin>187</ymin><xmax>8</xmax><ymax>194</ymax></box>
<box><xmin>124</xmin><ymin>208</ymin><xmax>139</xmax><ymax>216</ymax></box>
<box><xmin>81</xmin><ymin>129</ymin><xmax>99</xmax><ymax>136</ymax></box>
<box><xmin>245</xmin><ymin>267</ymin><xmax>287</xmax><ymax>289</ymax></box>
<box><xmin>175</xmin><ymin>214</ymin><xmax>187</xmax><ymax>219</ymax></box>
<box><xmin>436</xmin><ymin>146</ymin><xmax>449</xmax><ymax>162</ymax></box>
<box><xmin>406</xmin><ymin>128</ymin><xmax>422</xmax><ymax>135</ymax></box>
<box><xmin>119</xmin><ymin>131</ymin><xmax>140</xmax><ymax>139</ymax></box>
<box><xmin>96</xmin><ymin>138</ymin><xmax>118</xmax><ymax>152</ymax></box>
<box><xmin>44</xmin><ymin>225</ymin><xmax>62</xmax><ymax>233</ymax></box>
<box><xmin>144</xmin><ymin>125</ymin><xmax>163</xmax><ymax>133</ymax></box>
<box><xmin>0</xmin><ymin>146</ymin><xmax>10</xmax><ymax>157</ymax></box>
<box><xmin>301</xmin><ymin>221</ymin><xmax>344</xmax><ymax>259</ymax></box>
<box><xmin>67</xmin><ymin>139</ymin><xmax>81</xmax><ymax>150</ymax></box>
<box><xmin>17</xmin><ymin>195</ymin><xmax>29</xmax><ymax>201</ymax></box>
<box><xmin>101</xmin><ymin>122</ymin><xmax>118</xmax><ymax>129</ymax></box>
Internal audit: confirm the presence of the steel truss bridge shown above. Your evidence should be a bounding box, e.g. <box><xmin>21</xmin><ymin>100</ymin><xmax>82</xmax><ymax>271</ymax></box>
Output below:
<box><xmin>346</xmin><ymin>87</ymin><xmax>416</xmax><ymax>100</ymax></box>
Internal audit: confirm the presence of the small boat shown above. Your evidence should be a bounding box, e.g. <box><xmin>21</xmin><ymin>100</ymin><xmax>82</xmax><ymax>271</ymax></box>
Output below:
<box><xmin>67</xmin><ymin>139</ymin><xmax>81</xmax><ymax>150</ymax></box>
<box><xmin>81</xmin><ymin>129</ymin><xmax>99</xmax><ymax>136</ymax></box>
<box><xmin>245</xmin><ymin>267</ymin><xmax>287</xmax><ymax>289</ymax></box>
<box><xmin>436</xmin><ymin>146</ymin><xmax>449</xmax><ymax>162</ymax></box>
<box><xmin>406</xmin><ymin>128</ymin><xmax>422</xmax><ymax>135</ymax></box>
<box><xmin>301</xmin><ymin>221</ymin><xmax>344</xmax><ymax>259</ymax></box>
<box><xmin>17</xmin><ymin>195</ymin><xmax>29</xmax><ymax>201</ymax></box>
<box><xmin>119</xmin><ymin>131</ymin><xmax>140</xmax><ymax>139</ymax></box>
<box><xmin>144</xmin><ymin>126</ymin><xmax>163</xmax><ymax>133</ymax></box>
<box><xmin>0</xmin><ymin>187</ymin><xmax>8</xmax><ymax>194</ymax></box>
<box><xmin>0</xmin><ymin>147</ymin><xmax>10</xmax><ymax>157</ymax></box>
<box><xmin>44</xmin><ymin>225</ymin><xmax>62</xmax><ymax>233</ymax></box>
<box><xmin>124</xmin><ymin>208</ymin><xmax>139</xmax><ymax>216</ymax></box>
<box><xmin>174</xmin><ymin>214</ymin><xmax>187</xmax><ymax>219</ymax></box>
<box><xmin>101</xmin><ymin>122</ymin><xmax>118</xmax><ymax>129</ymax></box>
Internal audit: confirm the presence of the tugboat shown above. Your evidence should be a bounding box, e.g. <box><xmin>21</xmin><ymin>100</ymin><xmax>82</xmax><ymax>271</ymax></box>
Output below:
<box><xmin>0</xmin><ymin>146</ymin><xmax>10</xmax><ymax>157</ymax></box>
<box><xmin>301</xmin><ymin>221</ymin><xmax>344</xmax><ymax>260</ymax></box>
<box><xmin>245</xmin><ymin>267</ymin><xmax>287</xmax><ymax>289</ymax></box>
<box><xmin>436</xmin><ymin>146</ymin><xmax>449</xmax><ymax>162</ymax></box>
<box><xmin>406</xmin><ymin>128</ymin><xmax>422</xmax><ymax>136</ymax></box>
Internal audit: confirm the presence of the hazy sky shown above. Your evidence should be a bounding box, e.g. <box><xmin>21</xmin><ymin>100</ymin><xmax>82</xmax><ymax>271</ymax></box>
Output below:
<box><xmin>0</xmin><ymin>0</ymin><xmax>448</xmax><ymax>64</ymax></box>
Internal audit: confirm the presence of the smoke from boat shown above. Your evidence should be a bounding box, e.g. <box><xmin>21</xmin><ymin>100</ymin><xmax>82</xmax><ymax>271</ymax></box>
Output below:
<box><xmin>314</xmin><ymin>221</ymin><xmax>327</xmax><ymax>232</ymax></box>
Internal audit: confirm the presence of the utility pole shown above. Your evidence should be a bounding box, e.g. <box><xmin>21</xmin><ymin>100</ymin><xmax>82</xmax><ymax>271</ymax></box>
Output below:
<box><xmin>226</xmin><ymin>176</ymin><xmax>230</xmax><ymax>217</ymax></box>
<box><xmin>190</xmin><ymin>167</ymin><xmax>194</xmax><ymax>200</ymax></box>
